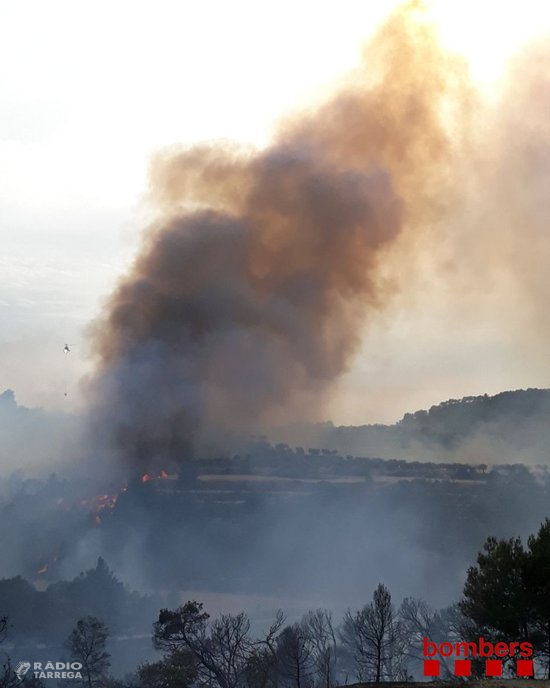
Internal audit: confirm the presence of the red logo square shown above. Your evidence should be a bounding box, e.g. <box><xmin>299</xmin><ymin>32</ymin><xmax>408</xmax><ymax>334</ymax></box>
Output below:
<box><xmin>517</xmin><ymin>660</ymin><xmax>534</xmax><ymax>677</ymax></box>
<box><xmin>423</xmin><ymin>660</ymin><xmax>440</xmax><ymax>677</ymax></box>
<box><xmin>454</xmin><ymin>659</ymin><xmax>471</xmax><ymax>677</ymax></box>
<box><xmin>486</xmin><ymin>659</ymin><xmax>502</xmax><ymax>677</ymax></box>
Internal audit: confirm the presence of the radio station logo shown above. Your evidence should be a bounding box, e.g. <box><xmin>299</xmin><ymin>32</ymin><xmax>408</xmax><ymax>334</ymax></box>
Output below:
<box><xmin>13</xmin><ymin>662</ymin><xmax>83</xmax><ymax>681</ymax></box>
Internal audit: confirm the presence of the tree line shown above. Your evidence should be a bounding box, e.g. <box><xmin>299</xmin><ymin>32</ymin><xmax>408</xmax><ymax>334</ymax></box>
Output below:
<box><xmin>0</xmin><ymin>558</ymin><xmax>155</xmax><ymax>642</ymax></box>
<box><xmin>2</xmin><ymin>520</ymin><xmax>550</xmax><ymax>687</ymax></box>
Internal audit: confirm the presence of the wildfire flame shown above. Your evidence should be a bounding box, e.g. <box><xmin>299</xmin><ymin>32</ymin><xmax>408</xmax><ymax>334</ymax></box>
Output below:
<box><xmin>38</xmin><ymin>471</ymin><xmax>174</xmax><ymax>574</ymax></box>
<box><xmin>141</xmin><ymin>471</ymin><xmax>170</xmax><ymax>483</ymax></box>
<box><xmin>50</xmin><ymin>472</ymin><xmax>170</xmax><ymax>538</ymax></box>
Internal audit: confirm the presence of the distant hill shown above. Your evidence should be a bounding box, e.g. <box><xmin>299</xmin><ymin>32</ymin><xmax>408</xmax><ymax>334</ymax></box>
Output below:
<box><xmin>0</xmin><ymin>389</ymin><xmax>82</xmax><ymax>474</ymax></box>
<box><xmin>2</xmin><ymin>387</ymin><xmax>550</xmax><ymax>470</ymax></box>
<box><xmin>269</xmin><ymin>389</ymin><xmax>550</xmax><ymax>464</ymax></box>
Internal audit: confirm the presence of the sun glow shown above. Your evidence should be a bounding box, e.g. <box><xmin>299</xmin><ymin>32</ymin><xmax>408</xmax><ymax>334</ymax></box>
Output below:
<box><xmin>2</xmin><ymin>0</ymin><xmax>550</xmax><ymax>420</ymax></box>
<box><xmin>428</xmin><ymin>0</ymin><xmax>550</xmax><ymax>86</ymax></box>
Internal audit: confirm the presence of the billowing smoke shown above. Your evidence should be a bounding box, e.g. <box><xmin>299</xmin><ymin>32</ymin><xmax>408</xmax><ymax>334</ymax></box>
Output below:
<box><xmin>86</xmin><ymin>3</ymin><xmax>467</xmax><ymax>470</ymax></box>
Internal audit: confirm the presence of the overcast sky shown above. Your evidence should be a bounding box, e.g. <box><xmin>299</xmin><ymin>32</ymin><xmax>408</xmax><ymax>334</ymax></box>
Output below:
<box><xmin>1</xmin><ymin>0</ymin><xmax>549</xmax><ymax>424</ymax></box>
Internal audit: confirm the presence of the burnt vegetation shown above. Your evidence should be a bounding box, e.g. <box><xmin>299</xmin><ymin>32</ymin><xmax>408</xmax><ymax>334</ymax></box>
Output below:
<box><xmin>4</xmin><ymin>520</ymin><xmax>550</xmax><ymax>687</ymax></box>
<box><xmin>0</xmin><ymin>461</ymin><xmax>548</xmax><ymax>682</ymax></box>
<box><xmin>1</xmin><ymin>435</ymin><xmax>549</xmax><ymax>598</ymax></box>
<box><xmin>0</xmin><ymin>389</ymin><xmax>549</xmax><ymax>682</ymax></box>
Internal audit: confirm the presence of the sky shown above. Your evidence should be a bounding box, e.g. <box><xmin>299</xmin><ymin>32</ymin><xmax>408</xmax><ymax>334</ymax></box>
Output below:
<box><xmin>1</xmin><ymin>0</ymin><xmax>550</xmax><ymax>425</ymax></box>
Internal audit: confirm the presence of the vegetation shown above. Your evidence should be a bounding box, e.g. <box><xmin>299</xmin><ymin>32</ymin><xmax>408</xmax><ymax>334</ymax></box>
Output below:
<box><xmin>460</xmin><ymin>519</ymin><xmax>550</xmax><ymax>677</ymax></box>
<box><xmin>270</xmin><ymin>388</ymin><xmax>550</xmax><ymax>463</ymax></box>
<box><xmin>0</xmin><ymin>559</ymin><xmax>155</xmax><ymax>643</ymax></box>
<box><xmin>1</xmin><ymin>518</ymin><xmax>550</xmax><ymax>685</ymax></box>
<box><xmin>0</xmin><ymin>388</ymin><xmax>549</xmax><ymax>683</ymax></box>
<box><xmin>0</xmin><ymin>616</ymin><xmax>43</xmax><ymax>688</ymax></box>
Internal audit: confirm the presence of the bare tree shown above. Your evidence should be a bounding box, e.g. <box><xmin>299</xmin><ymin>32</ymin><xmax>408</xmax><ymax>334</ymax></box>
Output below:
<box><xmin>0</xmin><ymin>617</ymin><xmax>18</xmax><ymax>688</ymax></box>
<box><xmin>262</xmin><ymin>611</ymin><xmax>286</xmax><ymax>658</ymax></box>
<box><xmin>340</xmin><ymin>584</ymin><xmax>404</xmax><ymax>682</ymax></box>
<box><xmin>275</xmin><ymin>623</ymin><xmax>314</xmax><ymax>688</ymax></box>
<box><xmin>246</xmin><ymin>610</ymin><xmax>286</xmax><ymax>688</ymax></box>
<box><xmin>398</xmin><ymin>598</ymin><xmax>450</xmax><ymax>675</ymax></box>
<box><xmin>154</xmin><ymin>601</ymin><xmax>252</xmax><ymax>688</ymax></box>
<box><xmin>0</xmin><ymin>616</ymin><xmax>43</xmax><ymax>688</ymax></box>
<box><xmin>398</xmin><ymin>598</ymin><xmax>472</xmax><ymax>678</ymax></box>
<box><xmin>208</xmin><ymin>613</ymin><xmax>252</xmax><ymax>688</ymax></box>
<box><xmin>302</xmin><ymin>610</ymin><xmax>337</xmax><ymax>688</ymax></box>
<box><xmin>65</xmin><ymin>616</ymin><xmax>110</xmax><ymax>688</ymax></box>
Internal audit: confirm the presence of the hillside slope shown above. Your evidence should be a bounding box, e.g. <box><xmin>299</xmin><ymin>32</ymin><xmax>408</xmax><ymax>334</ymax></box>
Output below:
<box><xmin>270</xmin><ymin>389</ymin><xmax>550</xmax><ymax>464</ymax></box>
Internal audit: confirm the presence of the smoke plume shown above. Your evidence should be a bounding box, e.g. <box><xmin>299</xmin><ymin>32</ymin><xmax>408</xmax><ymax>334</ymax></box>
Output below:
<box><xmin>87</xmin><ymin>3</ymin><xmax>468</xmax><ymax>469</ymax></box>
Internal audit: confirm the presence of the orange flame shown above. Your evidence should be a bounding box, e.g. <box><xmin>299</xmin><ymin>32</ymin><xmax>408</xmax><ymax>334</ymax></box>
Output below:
<box><xmin>142</xmin><ymin>470</ymin><xmax>169</xmax><ymax>482</ymax></box>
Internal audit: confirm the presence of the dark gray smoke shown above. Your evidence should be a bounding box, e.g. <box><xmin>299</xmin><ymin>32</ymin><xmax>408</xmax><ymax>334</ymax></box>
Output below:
<box><xmin>86</xmin><ymin>4</ymin><xmax>467</xmax><ymax>470</ymax></box>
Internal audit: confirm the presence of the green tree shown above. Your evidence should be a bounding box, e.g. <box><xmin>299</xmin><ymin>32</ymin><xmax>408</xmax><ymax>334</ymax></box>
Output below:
<box><xmin>525</xmin><ymin>519</ymin><xmax>550</xmax><ymax>675</ymax></box>
<box><xmin>137</xmin><ymin>648</ymin><xmax>196</xmax><ymax>688</ymax></box>
<box><xmin>460</xmin><ymin>536</ymin><xmax>531</xmax><ymax>639</ymax></box>
<box><xmin>460</xmin><ymin>522</ymin><xmax>550</xmax><ymax>677</ymax></box>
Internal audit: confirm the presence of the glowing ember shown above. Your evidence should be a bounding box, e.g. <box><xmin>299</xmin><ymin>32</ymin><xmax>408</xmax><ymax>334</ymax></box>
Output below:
<box><xmin>141</xmin><ymin>471</ymin><xmax>169</xmax><ymax>483</ymax></box>
<box><xmin>94</xmin><ymin>494</ymin><xmax>118</xmax><ymax>511</ymax></box>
